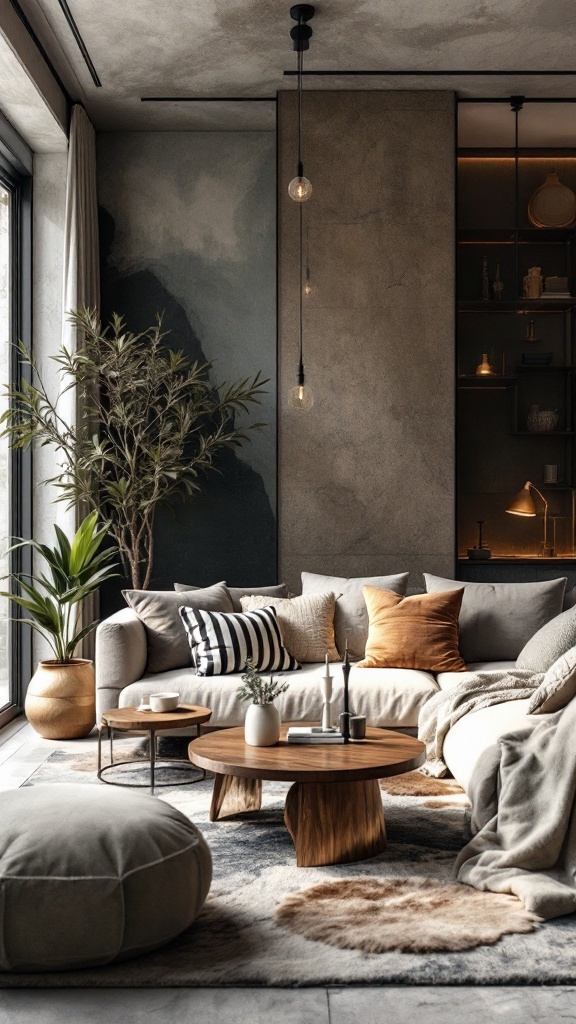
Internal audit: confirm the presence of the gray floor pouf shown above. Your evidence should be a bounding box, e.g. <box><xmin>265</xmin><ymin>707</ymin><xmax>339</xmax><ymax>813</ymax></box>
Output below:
<box><xmin>0</xmin><ymin>783</ymin><xmax>212</xmax><ymax>972</ymax></box>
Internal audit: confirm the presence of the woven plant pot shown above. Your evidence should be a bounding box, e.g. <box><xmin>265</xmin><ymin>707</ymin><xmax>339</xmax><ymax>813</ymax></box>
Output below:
<box><xmin>25</xmin><ymin>659</ymin><xmax>96</xmax><ymax>739</ymax></box>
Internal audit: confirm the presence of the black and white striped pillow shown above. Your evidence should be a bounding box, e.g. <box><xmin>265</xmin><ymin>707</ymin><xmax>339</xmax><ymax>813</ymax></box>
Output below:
<box><xmin>179</xmin><ymin>604</ymin><xmax>300</xmax><ymax>676</ymax></box>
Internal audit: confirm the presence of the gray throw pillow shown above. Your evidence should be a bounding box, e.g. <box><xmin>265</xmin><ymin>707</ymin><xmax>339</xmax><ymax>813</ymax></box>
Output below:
<box><xmin>174</xmin><ymin>582</ymin><xmax>288</xmax><ymax>612</ymax></box>
<box><xmin>516</xmin><ymin>606</ymin><xmax>576</xmax><ymax>672</ymax></box>
<box><xmin>301</xmin><ymin>571</ymin><xmax>410</xmax><ymax>660</ymax></box>
<box><xmin>123</xmin><ymin>582</ymin><xmax>233</xmax><ymax>673</ymax></box>
<box><xmin>424</xmin><ymin>574</ymin><xmax>567</xmax><ymax>664</ymax></box>
<box><xmin>528</xmin><ymin>646</ymin><xmax>576</xmax><ymax>714</ymax></box>
<box><xmin>564</xmin><ymin>586</ymin><xmax>576</xmax><ymax>611</ymax></box>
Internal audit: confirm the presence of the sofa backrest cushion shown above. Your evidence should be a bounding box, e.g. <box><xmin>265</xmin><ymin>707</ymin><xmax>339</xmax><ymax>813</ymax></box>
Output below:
<box><xmin>174</xmin><ymin>582</ymin><xmax>288</xmax><ymax>611</ymax></box>
<box><xmin>123</xmin><ymin>583</ymin><xmax>233</xmax><ymax>673</ymax></box>
<box><xmin>240</xmin><ymin>593</ymin><xmax>339</xmax><ymax>663</ymax></box>
<box><xmin>516</xmin><ymin>605</ymin><xmax>576</xmax><ymax>672</ymax></box>
<box><xmin>179</xmin><ymin>604</ymin><xmax>299</xmax><ymax>676</ymax></box>
<box><xmin>357</xmin><ymin>586</ymin><xmax>467</xmax><ymax>672</ymax></box>
<box><xmin>528</xmin><ymin>646</ymin><xmax>576</xmax><ymax>714</ymax></box>
<box><xmin>301</xmin><ymin>572</ymin><xmax>410</xmax><ymax>661</ymax></box>
<box><xmin>424</xmin><ymin>574</ymin><xmax>567</xmax><ymax>663</ymax></box>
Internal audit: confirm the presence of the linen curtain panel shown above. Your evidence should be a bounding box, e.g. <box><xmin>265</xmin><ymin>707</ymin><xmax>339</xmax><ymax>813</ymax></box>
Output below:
<box><xmin>62</xmin><ymin>104</ymin><xmax>100</xmax><ymax>658</ymax></box>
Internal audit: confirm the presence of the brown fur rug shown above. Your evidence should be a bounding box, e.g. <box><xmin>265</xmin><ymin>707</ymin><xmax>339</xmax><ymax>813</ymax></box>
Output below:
<box><xmin>380</xmin><ymin>770</ymin><xmax>465</xmax><ymax>798</ymax></box>
<box><xmin>275</xmin><ymin>876</ymin><xmax>539</xmax><ymax>953</ymax></box>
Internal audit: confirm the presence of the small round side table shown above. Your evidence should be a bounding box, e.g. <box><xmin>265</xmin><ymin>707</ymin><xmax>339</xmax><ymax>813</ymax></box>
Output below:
<box><xmin>98</xmin><ymin>704</ymin><xmax>212</xmax><ymax>791</ymax></box>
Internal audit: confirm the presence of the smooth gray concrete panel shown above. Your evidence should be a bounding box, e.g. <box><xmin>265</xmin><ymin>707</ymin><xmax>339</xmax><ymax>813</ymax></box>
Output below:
<box><xmin>328</xmin><ymin>985</ymin><xmax>576</xmax><ymax>1024</ymax></box>
<box><xmin>0</xmin><ymin>988</ymin><xmax>330</xmax><ymax>1024</ymax></box>
<box><xmin>278</xmin><ymin>91</ymin><xmax>456</xmax><ymax>594</ymax></box>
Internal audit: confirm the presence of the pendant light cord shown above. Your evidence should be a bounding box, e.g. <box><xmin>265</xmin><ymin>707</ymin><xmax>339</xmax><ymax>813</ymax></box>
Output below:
<box><xmin>298</xmin><ymin>202</ymin><xmax>304</xmax><ymax>370</ymax></box>
<box><xmin>297</xmin><ymin>33</ymin><xmax>303</xmax><ymax>175</ymax></box>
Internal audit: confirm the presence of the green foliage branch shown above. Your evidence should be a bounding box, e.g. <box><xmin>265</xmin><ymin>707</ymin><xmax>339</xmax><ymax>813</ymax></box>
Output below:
<box><xmin>0</xmin><ymin>511</ymin><xmax>118</xmax><ymax>663</ymax></box>
<box><xmin>237</xmin><ymin>658</ymin><xmax>290</xmax><ymax>706</ymax></box>
<box><xmin>0</xmin><ymin>309</ymin><xmax>267</xmax><ymax>589</ymax></box>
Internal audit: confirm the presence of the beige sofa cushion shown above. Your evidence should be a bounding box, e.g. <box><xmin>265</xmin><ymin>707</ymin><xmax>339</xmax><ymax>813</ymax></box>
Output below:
<box><xmin>120</xmin><ymin>662</ymin><xmax>439</xmax><ymax>730</ymax></box>
<box><xmin>240</xmin><ymin>592</ymin><xmax>339</xmax><ymax>663</ymax></box>
<box><xmin>443</xmin><ymin>699</ymin><xmax>535</xmax><ymax>797</ymax></box>
<box><xmin>301</xmin><ymin>571</ymin><xmax>409</xmax><ymax>661</ymax></box>
<box><xmin>436</xmin><ymin>661</ymin><xmax>516</xmax><ymax>692</ymax></box>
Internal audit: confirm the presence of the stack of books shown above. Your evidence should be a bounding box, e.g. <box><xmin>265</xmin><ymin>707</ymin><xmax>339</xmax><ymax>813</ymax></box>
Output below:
<box><xmin>286</xmin><ymin>726</ymin><xmax>344</xmax><ymax>744</ymax></box>
<box><xmin>541</xmin><ymin>276</ymin><xmax>571</xmax><ymax>299</ymax></box>
<box><xmin>521</xmin><ymin>352</ymin><xmax>553</xmax><ymax>366</ymax></box>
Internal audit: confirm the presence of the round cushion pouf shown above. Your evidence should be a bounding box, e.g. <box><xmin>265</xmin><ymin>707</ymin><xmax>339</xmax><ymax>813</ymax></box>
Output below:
<box><xmin>0</xmin><ymin>784</ymin><xmax>212</xmax><ymax>973</ymax></box>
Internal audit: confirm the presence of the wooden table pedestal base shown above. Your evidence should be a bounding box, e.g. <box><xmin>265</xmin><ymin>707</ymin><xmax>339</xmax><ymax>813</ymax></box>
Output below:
<box><xmin>209</xmin><ymin>772</ymin><xmax>386</xmax><ymax>867</ymax></box>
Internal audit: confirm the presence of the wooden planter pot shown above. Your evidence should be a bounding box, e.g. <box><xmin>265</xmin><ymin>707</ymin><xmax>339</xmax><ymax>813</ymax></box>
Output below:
<box><xmin>25</xmin><ymin>659</ymin><xmax>96</xmax><ymax>739</ymax></box>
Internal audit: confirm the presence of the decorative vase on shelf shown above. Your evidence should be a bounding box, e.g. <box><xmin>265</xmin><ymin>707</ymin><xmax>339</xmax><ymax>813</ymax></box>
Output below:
<box><xmin>523</xmin><ymin>267</ymin><xmax>543</xmax><ymax>299</ymax></box>
<box><xmin>475</xmin><ymin>353</ymin><xmax>495</xmax><ymax>376</ymax></box>
<box><xmin>527</xmin><ymin>404</ymin><xmax>559</xmax><ymax>433</ymax></box>
<box><xmin>493</xmin><ymin>263</ymin><xmax>503</xmax><ymax>300</ymax></box>
<box><xmin>244</xmin><ymin>703</ymin><xmax>281</xmax><ymax>747</ymax></box>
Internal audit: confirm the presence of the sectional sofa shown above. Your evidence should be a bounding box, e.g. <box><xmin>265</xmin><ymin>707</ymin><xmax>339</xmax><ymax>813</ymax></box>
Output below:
<box><xmin>95</xmin><ymin>571</ymin><xmax>574</xmax><ymax>799</ymax></box>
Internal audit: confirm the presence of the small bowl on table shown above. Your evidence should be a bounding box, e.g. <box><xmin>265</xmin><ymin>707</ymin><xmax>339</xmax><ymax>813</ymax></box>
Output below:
<box><xmin>149</xmin><ymin>692</ymin><xmax>180</xmax><ymax>713</ymax></box>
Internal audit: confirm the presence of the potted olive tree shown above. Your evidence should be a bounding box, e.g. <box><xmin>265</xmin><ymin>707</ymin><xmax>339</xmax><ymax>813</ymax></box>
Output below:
<box><xmin>1</xmin><ymin>512</ymin><xmax>117</xmax><ymax>738</ymax></box>
<box><xmin>1</xmin><ymin>309</ymin><xmax>266</xmax><ymax>589</ymax></box>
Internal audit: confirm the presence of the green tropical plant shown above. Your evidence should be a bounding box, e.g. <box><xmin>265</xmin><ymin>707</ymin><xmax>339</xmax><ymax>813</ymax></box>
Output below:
<box><xmin>237</xmin><ymin>658</ymin><xmax>290</xmax><ymax>706</ymax></box>
<box><xmin>0</xmin><ymin>308</ymin><xmax>267</xmax><ymax>589</ymax></box>
<box><xmin>0</xmin><ymin>511</ymin><xmax>118</xmax><ymax>663</ymax></box>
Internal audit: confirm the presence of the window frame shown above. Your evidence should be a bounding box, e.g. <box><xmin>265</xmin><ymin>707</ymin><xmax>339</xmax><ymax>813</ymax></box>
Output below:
<box><xmin>0</xmin><ymin>151</ymin><xmax>32</xmax><ymax>728</ymax></box>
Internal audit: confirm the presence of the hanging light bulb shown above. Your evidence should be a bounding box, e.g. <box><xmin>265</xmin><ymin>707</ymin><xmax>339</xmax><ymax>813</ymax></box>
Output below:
<box><xmin>288</xmin><ymin>6</ymin><xmax>315</xmax><ymax>202</ymax></box>
<box><xmin>289</xmin><ymin>362</ymin><xmax>314</xmax><ymax>411</ymax></box>
<box><xmin>288</xmin><ymin>173</ymin><xmax>313</xmax><ymax>202</ymax></box>
<box><xmin>303</xmin><ymin>266</ymin><xmax>315</xmax><ymax>299</ymax></box>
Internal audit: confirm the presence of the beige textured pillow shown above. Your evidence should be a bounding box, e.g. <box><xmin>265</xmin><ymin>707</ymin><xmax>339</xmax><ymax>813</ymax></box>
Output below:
<box><xmin>528</xmin><ymin>647</ymin><xmax>576</xmax><ymax>714</ymax></box>
<box><xmin>240</xmin><ymin>593</ymin><xmax>339</xmax><ymax>664</ymax></box>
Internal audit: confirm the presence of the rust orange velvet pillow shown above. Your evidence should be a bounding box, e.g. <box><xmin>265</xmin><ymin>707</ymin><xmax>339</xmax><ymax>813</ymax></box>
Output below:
<box><xmin>356</xmin><ymin>586</ymin><xmax>467</xmax><ymax>672</ymax></box>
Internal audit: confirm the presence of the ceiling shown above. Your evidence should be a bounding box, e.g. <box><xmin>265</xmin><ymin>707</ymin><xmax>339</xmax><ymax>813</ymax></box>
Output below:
<box><xmin>13</xmin><ymin>0</ymin><xmax>576</xmax><ymax>142</ymax></box>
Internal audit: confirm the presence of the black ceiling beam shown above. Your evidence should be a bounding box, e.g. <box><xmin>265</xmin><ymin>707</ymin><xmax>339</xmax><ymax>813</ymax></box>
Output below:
<box><xmin>56</xmin><ymin>0</ymin><xmax>101</xmax><ymax>88</ymax></box>
<box><xmin>141</xmin><ymin>97</ymin><xmax>276</xmax><ymax>103</ymax></box>
<box><xmin>284</xmin><ymin>69</ymin><xmax>576</xmax><ymax>76</ymax></box>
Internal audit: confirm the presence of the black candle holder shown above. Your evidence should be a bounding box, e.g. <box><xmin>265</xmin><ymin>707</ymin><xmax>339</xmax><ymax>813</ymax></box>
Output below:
<box><xmin>339</xmin><ymin>640</ymin><xmax>351</xmax><ymax>743</ymax></box>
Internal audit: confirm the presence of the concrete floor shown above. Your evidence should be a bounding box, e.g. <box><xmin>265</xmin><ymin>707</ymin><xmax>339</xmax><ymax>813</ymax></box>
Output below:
<box><xmin>2</xmin><ymin>718</ymin><xmax>576</xmax><ymax>1023</ymax></box>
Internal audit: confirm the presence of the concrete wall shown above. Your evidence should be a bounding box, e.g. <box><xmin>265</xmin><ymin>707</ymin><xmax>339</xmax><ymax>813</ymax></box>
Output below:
<box><xmin>278</xmin><ymin>91</ymin><xmax>456</xmax><ymax>593</ymax></box>
<box><xmin>97</xmin><ymin>132</ymin><xmax>277</xmax><ymax>608</ymax></box>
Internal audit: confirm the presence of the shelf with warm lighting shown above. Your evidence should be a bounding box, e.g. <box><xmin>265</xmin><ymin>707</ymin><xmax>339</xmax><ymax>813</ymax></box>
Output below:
<box><xmin>458</xmin><ymin>300</ymin><xmax>576</xmax><ymax>312</ymax></box>
<box><xmin>458</xmin><ymin>375</ymin><xmax>516</xmax><ymax>389</ymax></box>
<box><xmin>459</xmin><ymin>228</ymin><xmax>576</xmax><ymax>245</ymax></box>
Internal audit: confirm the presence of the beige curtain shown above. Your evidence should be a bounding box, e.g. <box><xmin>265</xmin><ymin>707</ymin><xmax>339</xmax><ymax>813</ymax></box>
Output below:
<box><xmin>62</xmin><ymin>104</ymin><xmax>100</xmax><ymax>660</ymax></box>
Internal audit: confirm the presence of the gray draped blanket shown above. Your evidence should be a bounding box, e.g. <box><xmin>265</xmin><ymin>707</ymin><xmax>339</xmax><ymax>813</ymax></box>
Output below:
<box><xmin>418</xmin><ymin>669</ymin><xmax>540</xmax><ymax>777</ymax></box>
<box><xmin>418</xmin><ymin>670</ymin><xmax>576</xmax><ymax>920</ymax></box>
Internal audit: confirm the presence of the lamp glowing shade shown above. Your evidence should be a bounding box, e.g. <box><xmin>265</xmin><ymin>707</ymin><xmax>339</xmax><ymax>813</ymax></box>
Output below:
<box><xmin>289</xmin><ymin>383</ymin><xmax>314</xmax><ymax>411</ymax></box>
<box><xmin>506</xmin><ymin>482</ymin><xmax>537</xmax><ymax>517</ymax></box>
<box><xmin>288</xmin><ymin>176</ymin><xmax>313</xmax><ymax>202</ymax></box>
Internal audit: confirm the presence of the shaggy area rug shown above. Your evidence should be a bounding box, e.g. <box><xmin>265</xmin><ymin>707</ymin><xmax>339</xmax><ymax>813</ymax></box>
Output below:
<box><xmin>1</xmin><ymin>739</ymin><xmax>575</xmax><ymax>987</ymax></box>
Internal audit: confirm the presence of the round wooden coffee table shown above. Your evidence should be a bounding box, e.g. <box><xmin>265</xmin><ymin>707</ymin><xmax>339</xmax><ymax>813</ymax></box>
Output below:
<box><xmin>98</xmin><ymin>704</ymin><xmax>212</xmax><ymax>791</ymax></box>
<box><xmin>189</xmin><ymin>724</ymin><xmax>425</xmax><ymax>867</ymax></box>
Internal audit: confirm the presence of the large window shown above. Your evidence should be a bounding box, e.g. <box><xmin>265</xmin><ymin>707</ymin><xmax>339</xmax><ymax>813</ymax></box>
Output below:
<box><xmin>0</xmin><ymin>145</ymin><xmax>31</xmax><ymax>727</ymax></box>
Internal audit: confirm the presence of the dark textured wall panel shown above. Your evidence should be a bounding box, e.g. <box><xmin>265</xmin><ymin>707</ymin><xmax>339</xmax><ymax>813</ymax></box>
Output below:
<box><xmin>97</xmin><ymin>132</ymin><xmax>277</xmax><ymax>611</ymax></box>
<box><xmin>278</xmin><ymin>91</ymin><xmax>456</xmax><ymax>593</ymax></box>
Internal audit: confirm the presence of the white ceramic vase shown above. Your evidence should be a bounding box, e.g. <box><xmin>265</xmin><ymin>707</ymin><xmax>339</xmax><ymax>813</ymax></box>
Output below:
<box><xmin>244</xmin><ymin>703</ymin><xmax>281</xmax><ymax>746</ymax></box>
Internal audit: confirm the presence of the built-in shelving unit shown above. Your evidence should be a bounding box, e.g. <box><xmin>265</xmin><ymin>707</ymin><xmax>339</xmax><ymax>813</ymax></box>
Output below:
<box><xmin>457</xmin><ymin>150</ymin><xmax>576</xmax><ymax>572</ymax></box>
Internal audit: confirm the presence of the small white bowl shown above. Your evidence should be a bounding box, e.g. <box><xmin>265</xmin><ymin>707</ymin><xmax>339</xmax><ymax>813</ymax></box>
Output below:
<box><xmin>149</xmin><ymin>692</ymin><xmax>180</xmax><ymax>713</ymax></box>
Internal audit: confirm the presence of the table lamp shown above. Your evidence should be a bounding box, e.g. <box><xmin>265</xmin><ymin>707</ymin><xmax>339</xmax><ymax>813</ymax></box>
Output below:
<box><xmin>506</xmin><ymin>481</ymin><xmax>552</xmax><ymax>557</ymax></box>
